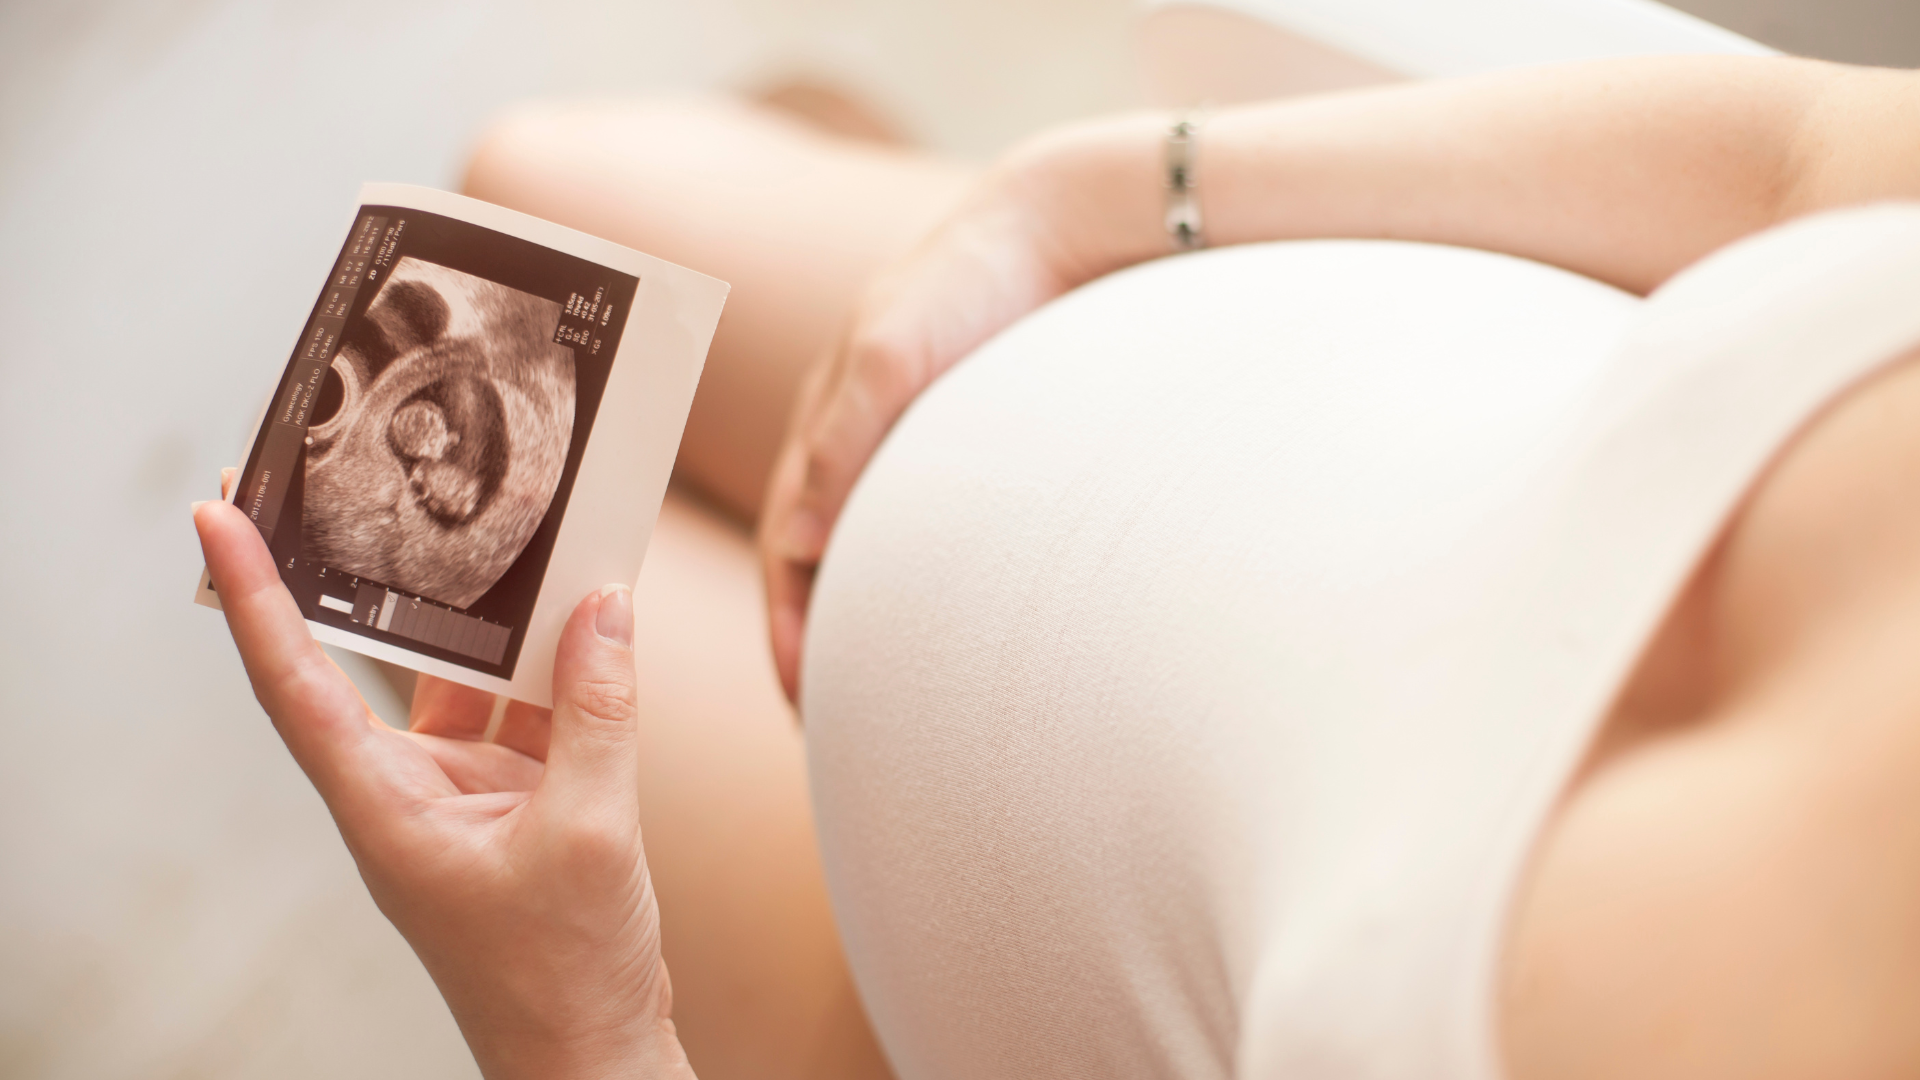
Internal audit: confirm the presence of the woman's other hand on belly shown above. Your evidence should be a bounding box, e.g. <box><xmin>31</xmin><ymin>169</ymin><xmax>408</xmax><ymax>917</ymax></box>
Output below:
<box><xmin>756</xmin><ymin>146</ymin><xmax>1093</xmax><ymax>702</ymax></box>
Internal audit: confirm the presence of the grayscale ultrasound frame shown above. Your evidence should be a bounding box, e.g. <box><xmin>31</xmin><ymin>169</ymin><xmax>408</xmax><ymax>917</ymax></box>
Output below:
<box><xmin>198</xmin><ymin>184</ymin><xmax>729</xmax><ymax>707</ymax></box>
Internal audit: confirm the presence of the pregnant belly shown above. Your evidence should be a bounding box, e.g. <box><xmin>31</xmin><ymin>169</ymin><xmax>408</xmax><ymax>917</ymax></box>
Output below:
<box><xmin>801</xmin><ymin>240</ymin><xmax>1640</xmax><ymax>1080</ymax></box>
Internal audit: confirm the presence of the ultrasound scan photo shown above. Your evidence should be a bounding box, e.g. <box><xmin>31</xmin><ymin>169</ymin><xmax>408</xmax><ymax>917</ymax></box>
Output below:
<box><xmin>199</xmin><ymin>184</ymin><xmax>724</xmax><ymax>703</ymax></box>
<box><xmin>302</xmin><ymin>257</ymin><xmax>575</xmax><ymax>609</ymax></box>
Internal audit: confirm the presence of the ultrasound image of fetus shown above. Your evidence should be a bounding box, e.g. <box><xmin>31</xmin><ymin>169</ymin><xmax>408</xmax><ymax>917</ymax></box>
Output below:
<box><xmin>302</xmin><ymin>257</ymin><xmax>575</xmax><ymax>609</ymax></box>
<box><xmin>411</xmin><ymin>460</ymin><xmax>484</xmax><ymax>521</ymax></box>
<box><xmin>387</xmin><ymin>375</ymin><xmax>505</xmax><ymax>524</ymax></box>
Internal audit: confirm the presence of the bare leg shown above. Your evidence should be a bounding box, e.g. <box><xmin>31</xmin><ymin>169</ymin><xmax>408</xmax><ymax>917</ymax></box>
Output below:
<box><xmin>628</xmin><ymin>491</ymin><xmax>886</xmax><ymax>1079</ymax></box>
<box><xmin>460</xmin><ymin>99</ymin><xmax>971</xmax><ymax>1078</ymax></box>
<box><xmin>464</xmin><ymin>98</ymin><xmax>974</xmax><ymax>523</ymax></box>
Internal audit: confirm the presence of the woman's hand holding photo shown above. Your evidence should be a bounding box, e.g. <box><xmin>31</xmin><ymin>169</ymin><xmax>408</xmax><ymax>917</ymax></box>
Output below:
<box><xmin>194</xmin><ymin>492</ymin><xmax>694</xmax><ymax>1080</ymax></box>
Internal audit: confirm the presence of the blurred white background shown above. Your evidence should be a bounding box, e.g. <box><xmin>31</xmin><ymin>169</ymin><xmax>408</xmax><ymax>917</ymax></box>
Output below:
<box><xmin>0</xmin><ymin>0</ymin><xmax>1911</xmax><ymax>1077</ymax></box>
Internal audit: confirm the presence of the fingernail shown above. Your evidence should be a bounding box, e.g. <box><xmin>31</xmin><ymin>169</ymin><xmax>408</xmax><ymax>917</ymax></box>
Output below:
<box><xmin>191</xmin><ymin>500</ymin><xmax>212</xmax><ymax>514</ymax></box>
<box><xmin>596</xmin><ymin>584</ymin><xmax>633</xmax><ymax>648</ymax></box>
<box><xmin>781</xmin><ymin>509</ymin><xmax>825</xmax><ymax>560</ymax></box>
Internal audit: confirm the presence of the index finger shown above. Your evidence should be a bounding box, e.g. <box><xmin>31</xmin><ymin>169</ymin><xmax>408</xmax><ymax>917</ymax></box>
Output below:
<box><xmin>760</xmin><ymin>439</ymin><xmax>817</xmax><ymax>704</ymax></box>
<box><xmin>759</xmin><ymin>339</ymin><xmax>906</xmax><ymax>702</ymax></box>
<box><xmin>195</xmin><ymin>499</ymin><xmax>386</xmax><ymax>814</ymax></box>
<box><xmin>764</xmin><ymin>548</ymin><xmax>814</xmax><ymax>706</ymax></box>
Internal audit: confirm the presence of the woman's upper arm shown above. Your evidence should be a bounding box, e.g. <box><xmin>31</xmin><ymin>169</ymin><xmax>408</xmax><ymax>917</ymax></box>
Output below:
<box><xmin>1784</xmin><ymin>65</ymin><xmax>1920</xmax><ymax>218</ymax></box>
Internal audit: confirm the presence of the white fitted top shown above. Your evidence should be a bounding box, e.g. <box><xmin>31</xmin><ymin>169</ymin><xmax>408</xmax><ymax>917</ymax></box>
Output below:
<box><xmin>802</xmin><ymin>207</ymin><xmax>1920</xmax><ymax>1080</ymax></box>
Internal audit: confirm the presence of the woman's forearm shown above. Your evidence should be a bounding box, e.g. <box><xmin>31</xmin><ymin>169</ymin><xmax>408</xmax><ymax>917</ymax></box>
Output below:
<box><xmin>1014</xmin><ymin>56</ymin><xmax>1920</xmax><ymax>295</ymax></box>
<box><xmin>756</xmin><ymin>55</ymin><xmax>1920</xmax><ymax>682</ymax></box>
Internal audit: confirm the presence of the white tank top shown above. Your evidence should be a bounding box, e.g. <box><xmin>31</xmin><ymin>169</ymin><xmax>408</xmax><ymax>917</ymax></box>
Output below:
<box><xmin>802</xmin><ymin>206</ymin><xmax>1920</xmax><ymax>1080</ymax></box>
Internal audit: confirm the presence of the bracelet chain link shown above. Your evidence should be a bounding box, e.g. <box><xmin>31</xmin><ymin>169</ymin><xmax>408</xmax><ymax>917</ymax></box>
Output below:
<box><xmin>1165</xmin><ymin>117</ymin><xmax>1205</xmax><ymax>251</ymax></box>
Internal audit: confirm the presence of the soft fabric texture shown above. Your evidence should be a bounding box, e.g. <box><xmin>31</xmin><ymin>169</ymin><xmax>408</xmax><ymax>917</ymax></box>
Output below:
<box><xmin>803</xmin><ymin>206</ymin><xmax>1920</xmax><ymax>1080</ymax></box>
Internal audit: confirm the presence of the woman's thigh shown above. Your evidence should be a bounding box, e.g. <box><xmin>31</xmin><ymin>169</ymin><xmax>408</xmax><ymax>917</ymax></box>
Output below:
<box><xmin>462</xmin><ymin>97</ymin><xmax>973</xmax><ymax>522</ymax></box>
<box><xmin>626</xmin><ymin>489</ymin><xmax>889</xmax><ymax>1080</ymax></box>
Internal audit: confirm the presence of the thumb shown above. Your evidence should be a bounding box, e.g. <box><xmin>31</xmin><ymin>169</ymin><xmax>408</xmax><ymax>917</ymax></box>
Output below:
<box><xmin>542</xmin><ymin>584</ymin><xmax>640</xmax><ymax>808</ymax></box>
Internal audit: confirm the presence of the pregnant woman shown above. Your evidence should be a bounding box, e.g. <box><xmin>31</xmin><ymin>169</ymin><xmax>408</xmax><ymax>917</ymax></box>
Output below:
<box><xmin>196</xmin><ymin>53</ymin><xmax>1920</xmax><ymax>1079</ymax></box>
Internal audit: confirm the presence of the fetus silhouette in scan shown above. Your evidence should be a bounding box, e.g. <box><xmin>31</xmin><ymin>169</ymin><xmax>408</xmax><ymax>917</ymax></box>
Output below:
<box><xmin>302</xmin><ymin>257</ymin><xmax>575</xmax><ymax>609</ymax></box>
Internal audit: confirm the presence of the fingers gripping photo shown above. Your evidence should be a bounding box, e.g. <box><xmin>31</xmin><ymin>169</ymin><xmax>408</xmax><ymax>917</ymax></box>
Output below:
<box><xmin>303</xmin><ymin>257</ymin><xmax>576</xmax><ymax>609</ymax></box>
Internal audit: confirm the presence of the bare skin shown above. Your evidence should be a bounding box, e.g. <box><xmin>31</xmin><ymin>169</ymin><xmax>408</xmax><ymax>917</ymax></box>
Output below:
<box><xmin>463</xmin><ymin>97</ymin><xmax>972</xmax><ymax>524</ymax></box>
<box><xmin>761</xmin><ymin>57</ymin><xmax>1920</xmax><ymax>700</ymax></box>
<box><xmin>203</xmin><ymin>55</ymin><xmax>1920</xmax><ymax>1080</ymax></box>
<box><xmin>1503</xmin><ymin>343</ymin><xmax>1920</xmax><ymax>1079</ymax></box>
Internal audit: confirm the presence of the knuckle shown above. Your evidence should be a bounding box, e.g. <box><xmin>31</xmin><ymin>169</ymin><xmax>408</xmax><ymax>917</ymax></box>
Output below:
<box><xmin>799</xmin><ymin>443</ymin><xmax>841</xmax><ymax>496</ymax></box>
<box><xmin>848</xmin><ymin>330</ymin><xmax>918</xmax><ymax>388</ymax></box>
<box><xmin>568</xmin><ymin>673</ymin><xmax>637</xmax><ymax>727</ymax></box>
<box><xmin>261</xmin><ymin>645</ymin><xmax>340</xmax><ymax>717</ymax></box>
<box><xmin>559</xmin><ymin>807</ymin><xmax>643</xmax><ymax>867</ymax></box>
<box><xmin>554</xmin><ymin>817</ymin><xmax>631</xmax><ymax>873</ymax></box>
<box><xmin>847</xmin><ymin>331</ymin><xmax>933</xmax><ymax>424</ymax></box>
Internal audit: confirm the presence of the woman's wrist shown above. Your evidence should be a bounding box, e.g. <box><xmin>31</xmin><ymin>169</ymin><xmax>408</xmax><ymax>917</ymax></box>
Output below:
<box><xmin>468</xmin><ymin>1015</ymin><xmax>697</xmax><ymax>1080</ymax></box>
<box><xmin>995</xmin><ymin>110</ymin><xmax>1187</xmax><ymax>291</ymax></box>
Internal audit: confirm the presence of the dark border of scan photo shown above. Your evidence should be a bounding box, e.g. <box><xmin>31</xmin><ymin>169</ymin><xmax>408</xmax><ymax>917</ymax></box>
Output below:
<box><xmin>197</xmin><ymin>183</ymin><xmax>729</xmax><ymax>708</ymax></box>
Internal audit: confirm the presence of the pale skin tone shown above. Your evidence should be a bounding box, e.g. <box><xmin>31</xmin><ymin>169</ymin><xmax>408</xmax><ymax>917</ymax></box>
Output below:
<box><xmin>196</xmin><ymin>54</ymin><xmax>1920</xmax><ymax>1078</ymax></box>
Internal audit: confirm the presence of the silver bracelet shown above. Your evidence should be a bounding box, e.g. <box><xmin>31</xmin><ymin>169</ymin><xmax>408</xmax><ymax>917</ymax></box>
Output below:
<box><xmin>1164</xmin><ymin>116</ymin><xmax>1205</xmax><ymax>251</ymax></box>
